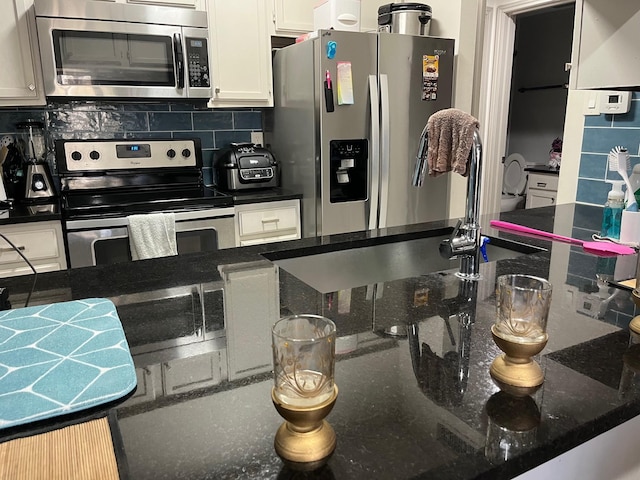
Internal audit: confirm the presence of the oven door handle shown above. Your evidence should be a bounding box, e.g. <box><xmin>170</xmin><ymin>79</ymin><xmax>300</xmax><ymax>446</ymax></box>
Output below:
<box><xmin>65</xmin><ymin>207</ymin><xmax>236</xmax><ymax>230</ymax></box>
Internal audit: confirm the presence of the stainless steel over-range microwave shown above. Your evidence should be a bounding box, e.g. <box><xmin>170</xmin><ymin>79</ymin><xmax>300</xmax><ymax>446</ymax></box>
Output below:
<box><xmin>33</xmin><ymin>0</ymin><xmax>212</xmax><ymax>100</ymax></box>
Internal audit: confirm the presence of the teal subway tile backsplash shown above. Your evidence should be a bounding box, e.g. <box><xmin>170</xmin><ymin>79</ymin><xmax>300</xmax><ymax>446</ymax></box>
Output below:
<box><xmin>577</xmin><ymin>97</ymin><xmax>640</xmax><ymax>206</ymax></box>
<box><xmin>576</xmin><ymin>178</ymin><xmax>611</xmax><ymax>205</ymax></box>
<box><xmin>577</xmin><ymin>153</ymin><xmax>607</xmax><ymax>179</ymax></box>
<box><xmin>149</xmin><ymin>112</ymin><xmax>193</xmax><ymax>131</ymax></box>
<box><xmin>233</xmin><ymin>111</ymin><xmax>262</xmax><ymax>129</ymax></box>
<box><xmin>214</xmin><ymin>130</ymin><xmax>251</xmax><ymax>148</ymax></box>
<box><xmin>193</xmin><ymin>111</ymin><xmax>233</xmax><ymax>130</ymax></box>
<box><xmin>0</xmin><ymin>102</ymin><xmax>264</xmax><ymax>186</ymax></box>
<box><xmin>581</xmin><ymin>126</ymin><xmax>640</xmax><ymax>154</ymax></box>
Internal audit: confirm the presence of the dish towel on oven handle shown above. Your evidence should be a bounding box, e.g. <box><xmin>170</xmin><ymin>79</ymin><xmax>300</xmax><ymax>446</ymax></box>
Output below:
<box><xmin>127</xmin><ymin>212</ymin><xmax>178</xmax><ymax>260</ymax></box>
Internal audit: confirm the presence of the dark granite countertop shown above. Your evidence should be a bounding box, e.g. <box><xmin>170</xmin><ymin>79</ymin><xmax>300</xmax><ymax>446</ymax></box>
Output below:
<box><xmin>0</xmin><ymin>201</ymin><xmax>61</xmax><ymax>225</ymax></box>
<box><xmin>524</xmin><ymin>166</ymin><xmax>560</xmax><ymax>175</ymax></box>
<box><xmin>0</xmin><ymin>189</ymin><xmax>300</xmax><ymax>226</ymax></box>
<box><xmin>1</xmin><ymin>203</ymin><xmax>639</xmax><ymax>480</ymax></box>
<box><xmin>226</xmin><ymin>187</ymin><xmax>303</xmax><ymax>205</ymax></box>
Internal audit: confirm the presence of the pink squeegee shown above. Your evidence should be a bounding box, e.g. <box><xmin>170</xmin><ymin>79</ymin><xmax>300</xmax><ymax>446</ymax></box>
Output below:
<box><xmin>490</xmin><ymin>220</ymin><xmax>636</xmax><ymax>256</ymax></box>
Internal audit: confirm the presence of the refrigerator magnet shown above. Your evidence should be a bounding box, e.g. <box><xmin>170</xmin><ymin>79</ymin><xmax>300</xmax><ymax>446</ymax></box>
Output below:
<box><xmin>422</xmin><ymin>54</ymin><xmax>439</xmax><ymax>101</ymax></box>
<box><xmin>326</xmin><ymin>41</ymin><xmax>337</xmax><ymax>59</ymax></box>
<box><xmin>336</xmin><ymin>61</ymin><xmax>354</xmax><ymax>105</ymax></box>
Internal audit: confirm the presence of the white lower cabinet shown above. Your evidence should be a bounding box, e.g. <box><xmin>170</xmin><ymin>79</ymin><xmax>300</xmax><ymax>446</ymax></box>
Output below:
<box><xmin>525</xmin><ymin>173</ymin><xmax>558</xmax><ymax>209</ymax></box>
<box><xmin>127</xmin><ymin>365</ymin><xmax>162</xmax><ymax>406</ymax></box>
<box><xmin>235</xmin><ymin>199</ymin><xmax>301</xmax><ymax>246</ymax></box>
<box><xmin>0</xmin><ymin>220</ymin><xmax>67</xmax><ymax>278</ymax></box>
<box><xmin>220</xmin><ymin>261</ymin><xmax>280</xmax><ymax>380</ymax></box>
<box><xmin>162</xmin><ymin>352</ymin><xmax>226</xmax><ymax>395</ymax></box>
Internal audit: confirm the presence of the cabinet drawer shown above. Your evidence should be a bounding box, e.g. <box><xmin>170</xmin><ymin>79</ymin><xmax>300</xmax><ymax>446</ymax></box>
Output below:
<box><xmin>238</xmin><ymin>205</ymin><xmax>298</xmax><ymax>237</ymax></box>
<box><xmin>527</xmin><ymin>173</ymin><xmax>558</xmax><ymax>192</ymax></box>
<box><xmin>0</xmin><ymin>262</ymin><xmax>62</xmax><ymax>278</ymax></box>
<box><xmin>0</xmin><ymin>223</ymin><xmax>62</xmax><ymax>265</ymax></box>
<box><xmin>162</xmin><ymin>352</ymin><xmax>224</xmax><ymax>395</ymax></box>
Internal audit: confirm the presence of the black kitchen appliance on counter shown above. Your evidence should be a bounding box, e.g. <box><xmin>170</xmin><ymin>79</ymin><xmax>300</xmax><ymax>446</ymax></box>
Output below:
<box><xmin>215</xmin><ymin>143</ymin><xmax>279</xmax><ymax>191</ymax></box>
<box><xmin>17</xmin><ymin>120</ymin><xmax>56</xmax><ymax>203</ymax></box>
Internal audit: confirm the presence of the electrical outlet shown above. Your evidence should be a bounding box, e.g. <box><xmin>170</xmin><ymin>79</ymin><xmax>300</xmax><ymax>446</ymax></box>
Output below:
<box><xmin>251</xmin><ymin>132</ymin><xmax>264</xmax><ymax>146</ymax></box>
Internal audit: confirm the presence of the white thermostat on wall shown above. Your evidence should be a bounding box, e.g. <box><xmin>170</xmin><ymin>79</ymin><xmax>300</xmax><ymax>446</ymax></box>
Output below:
<box><xmin>599</xmin><ymin>91</ymin><xmax>632</xmax><ymax>114</ymax></box>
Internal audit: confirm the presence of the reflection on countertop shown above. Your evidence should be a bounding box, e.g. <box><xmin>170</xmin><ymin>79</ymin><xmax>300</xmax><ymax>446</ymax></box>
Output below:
<box><xmin>2</xmin><ymin>203</ymin><xmax>640</xmax><ymax>479</ymax></box>
<box><xmin>0</xmin><ymin>200</ymin><xmax>61</xmax><ymax>224</ymax></box>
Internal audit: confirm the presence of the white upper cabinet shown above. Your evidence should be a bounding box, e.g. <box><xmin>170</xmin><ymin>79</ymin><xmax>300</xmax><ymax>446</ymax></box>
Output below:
<box><xmin>270</xmin><ymin>0</ymin><xmax>387</xmax><ymax>36</ymax></box>
<box><xmin>207</xmin><ymin>0</ymin><xmax>273</xmax><ymax>107</ymax></box>
<box><xmin>0</xmin><ymin>0</ymin><xmax>45</xmax><ymax>106</ymax></box>
<box><xmin>572</xmin><ymin>0</ymin><xmax>640</xmax><ymax>90</ymax></box>
<box><xmin>272</xmin><ymin>0</ymin><xmax>314</xmax><ymax>36</ymax></box>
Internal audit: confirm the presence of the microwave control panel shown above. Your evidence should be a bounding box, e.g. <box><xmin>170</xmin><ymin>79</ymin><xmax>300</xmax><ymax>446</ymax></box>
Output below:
<box><xmin>186</xmin><ymin>37</ymin><xmax>210</xmax><ymax>88</ymax></box>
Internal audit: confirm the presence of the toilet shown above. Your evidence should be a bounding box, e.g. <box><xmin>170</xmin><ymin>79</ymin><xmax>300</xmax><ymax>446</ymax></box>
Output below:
<box><xmin>500</xmin><ymin>153</ymin><xmax>527</xmax><ymax>212</ymax></box>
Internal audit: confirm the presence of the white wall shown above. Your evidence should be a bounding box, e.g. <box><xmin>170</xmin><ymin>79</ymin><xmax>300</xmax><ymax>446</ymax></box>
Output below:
<box><xmin>428</xmin><ymin>0</ymin><xmax>486</xmax><ymax>219</ymax></box>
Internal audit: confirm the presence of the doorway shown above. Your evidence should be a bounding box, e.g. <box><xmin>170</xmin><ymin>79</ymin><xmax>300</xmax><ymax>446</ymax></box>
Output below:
<box><xmin>478</xmin><ymin>0</ymin><xmax>576</xmax><ymax>216</ymax></box>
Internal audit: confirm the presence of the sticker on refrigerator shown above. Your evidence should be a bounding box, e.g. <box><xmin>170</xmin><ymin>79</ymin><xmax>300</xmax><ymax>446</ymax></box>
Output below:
<box><xmin>336</xmin><ymin>61</ymin><xmax>354</xmax><ymax>105</ymax></box>
<box><xmin>422</xmin><ymin>54</ymin><xmax>439</xmax><ymax>101</ymax></box>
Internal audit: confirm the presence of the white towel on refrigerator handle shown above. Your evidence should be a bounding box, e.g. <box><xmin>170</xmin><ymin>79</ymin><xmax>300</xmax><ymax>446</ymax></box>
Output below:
<box><xmin>128</xmin><ymin>212</ymin><xmax>178</xmax><ymax>260</ymax></box>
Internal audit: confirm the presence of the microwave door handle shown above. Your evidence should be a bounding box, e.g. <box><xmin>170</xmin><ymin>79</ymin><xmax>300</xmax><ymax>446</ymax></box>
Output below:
<box><xmin>174</xmin><ymin>33</ymin><xmax>185</xmax><ymax>89</ymax></box>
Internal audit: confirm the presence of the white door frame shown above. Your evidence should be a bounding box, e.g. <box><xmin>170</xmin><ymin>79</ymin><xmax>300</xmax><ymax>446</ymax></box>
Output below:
<box><xmin>479</xmin><ymin>0</ymin><xmax>574</xmax><ymax>216</ymax></box>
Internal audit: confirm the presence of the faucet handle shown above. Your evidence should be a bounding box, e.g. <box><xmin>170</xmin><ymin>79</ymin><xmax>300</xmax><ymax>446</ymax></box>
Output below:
<box><xmin>449</xmin><ymin>219</ymin><xmax>462</xmax><ymax>241</ymax></box>
<box><xmin>440</xmin><ymin>219</ymin><xmax>462</xmax><ymax>260</ymax></box>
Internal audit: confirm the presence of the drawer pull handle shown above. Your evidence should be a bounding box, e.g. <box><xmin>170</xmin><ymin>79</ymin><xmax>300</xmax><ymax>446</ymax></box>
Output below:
<box><xmin>0</xmin><ymin>246</ymin><xmax>25</xmax><ymax>252</ymax></box>
<box><xmin>261</xmin><ymin>217</ymin><xmax>279</xmax><ymax>223</ymax></box>
<box><xmin>536</xmin><ymin>182</ymin><xmax>547</xmax><ymax>187</ymax></box>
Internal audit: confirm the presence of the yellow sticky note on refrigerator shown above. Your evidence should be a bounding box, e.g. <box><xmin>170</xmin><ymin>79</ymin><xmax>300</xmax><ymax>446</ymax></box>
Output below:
<box><xmin>336</xmin><ymin>61</ymin><xmax>354</xmax><ymax>105</ymax></box>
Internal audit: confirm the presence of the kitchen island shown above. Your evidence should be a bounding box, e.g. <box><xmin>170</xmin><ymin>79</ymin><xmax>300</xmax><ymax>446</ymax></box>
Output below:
<box><xmin>2</xmin><ymin>203</ymin><xmax>640</xmax><ymax>480</ymax></box>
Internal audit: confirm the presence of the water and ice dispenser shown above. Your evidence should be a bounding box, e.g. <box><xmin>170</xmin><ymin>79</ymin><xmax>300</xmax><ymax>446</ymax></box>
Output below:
<box><xmin>329</xmin><ymin>139</ymin><xmax>368</xmax><ymax>203</ymax></box>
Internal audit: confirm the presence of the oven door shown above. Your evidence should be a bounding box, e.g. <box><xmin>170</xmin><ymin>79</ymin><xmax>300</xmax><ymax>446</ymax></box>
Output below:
<box><xmin>65</xmin><ymin>208</ymin><xmax>236</xmax><ymax>268</ymax></box>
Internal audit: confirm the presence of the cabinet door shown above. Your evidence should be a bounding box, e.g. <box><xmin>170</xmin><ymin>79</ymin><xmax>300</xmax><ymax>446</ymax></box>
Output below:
<box><xmin>221</xmin><ymin>261</ymin><xmax>279</xmax><ymax>380</ymax></box>
<box><xmin>0</xmin><ymin>220</ymin><xmax>67</xmax><ymax>278</ymax></box>
<box><xmin>207</xmin><ymin>0</ymin><xmax>273</xmax><ymax>107</ymax></box>
<box><xmin>526</xmin><ymin>190</ymin><xmax>556</xmax><ymax>209</ymax></box>
<box><xmin>235</xmin><ymin>199</ymin><xmax>301</xmax><ymax>246</ymax></box>
<box><xmin>0</xmin><ymin>0</ymin><xmax>45</xmax><ymax>106</ymax></box>
<box><xmin>574</xmin><ymin>0</ymin><xmax>640</xmax><ymax>90</ymax></box>
<box><xmin>273</xmin><ymin>0</ymin><xmax>314</xmax><ymax>36</ymax></box>
<box><xmin>162</xmin><ymin>352</ymin><xmax>224</xmax><ymax>395</ymax></box>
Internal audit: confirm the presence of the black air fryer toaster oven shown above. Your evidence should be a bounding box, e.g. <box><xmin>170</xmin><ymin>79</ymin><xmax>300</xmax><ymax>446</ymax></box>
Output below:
<box><xmin>215</xmin><ymin>143</ymin><xmax>279</xmax><ymax>191</ymax></box>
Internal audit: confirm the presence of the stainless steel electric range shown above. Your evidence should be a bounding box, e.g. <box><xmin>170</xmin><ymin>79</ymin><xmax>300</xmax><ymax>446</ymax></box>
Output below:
<box><xmin>57</xmin><ymin>138</ymin><xmax>236</xmax><ymax>268</ymax></box>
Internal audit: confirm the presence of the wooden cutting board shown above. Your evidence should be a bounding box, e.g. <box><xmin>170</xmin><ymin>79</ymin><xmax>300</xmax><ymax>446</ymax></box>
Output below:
<box><xmin>0</xmin><ymin>416</ymin><xmax>120</xmax><ymax>480</ymax></box>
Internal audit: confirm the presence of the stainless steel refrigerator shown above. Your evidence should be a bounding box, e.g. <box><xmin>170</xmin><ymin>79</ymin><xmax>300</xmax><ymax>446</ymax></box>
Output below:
<box><xmin>270</xmin><ymin>30</ymin><xmax>455</xmax><ymax>237</ymax></box>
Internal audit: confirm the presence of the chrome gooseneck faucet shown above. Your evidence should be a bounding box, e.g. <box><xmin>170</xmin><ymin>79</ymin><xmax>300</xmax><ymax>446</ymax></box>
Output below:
<box><xmin>412</xmin><ymin>126</ymin><xmax>483</xmax><ymax>279</ymax></box>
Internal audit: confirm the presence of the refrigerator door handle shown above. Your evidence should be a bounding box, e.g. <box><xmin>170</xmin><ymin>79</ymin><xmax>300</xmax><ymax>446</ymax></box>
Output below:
<box><xmin>368</xmin><ymin>74</ymin><xmax>381</xmax><ymax>230</ymax></box>
<box><xmin>379</xmin><ymin>74</ymin><xmax>390</xmax><ymax>228</ymax></box>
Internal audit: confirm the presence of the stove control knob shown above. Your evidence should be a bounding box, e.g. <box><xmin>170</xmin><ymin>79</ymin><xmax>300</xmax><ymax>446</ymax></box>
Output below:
<box><xmin>182</xmin><ymin>149</ymin><xmax>191</xmax><ymax>158</ymax></box>
<box><xmin>71</xmin><ymin>151</ymin><xmax>82</xmax><ymax>161</ymax></box>
<box><xmin>167</xmin><ymin>149</ymin><xmax>176</xmax><ymax>158</ymax></box>
<box><xmin>89</xmin><ymin>150</ymin><xmax>100</xmax><ymax>160</ymax></box>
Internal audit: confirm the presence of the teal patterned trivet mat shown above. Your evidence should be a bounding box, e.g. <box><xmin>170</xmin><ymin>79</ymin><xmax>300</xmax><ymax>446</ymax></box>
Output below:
<box><xmin>0</xmin><ymin>298</ymin><xmax>136</xmax><ymax>430</ymax></box>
